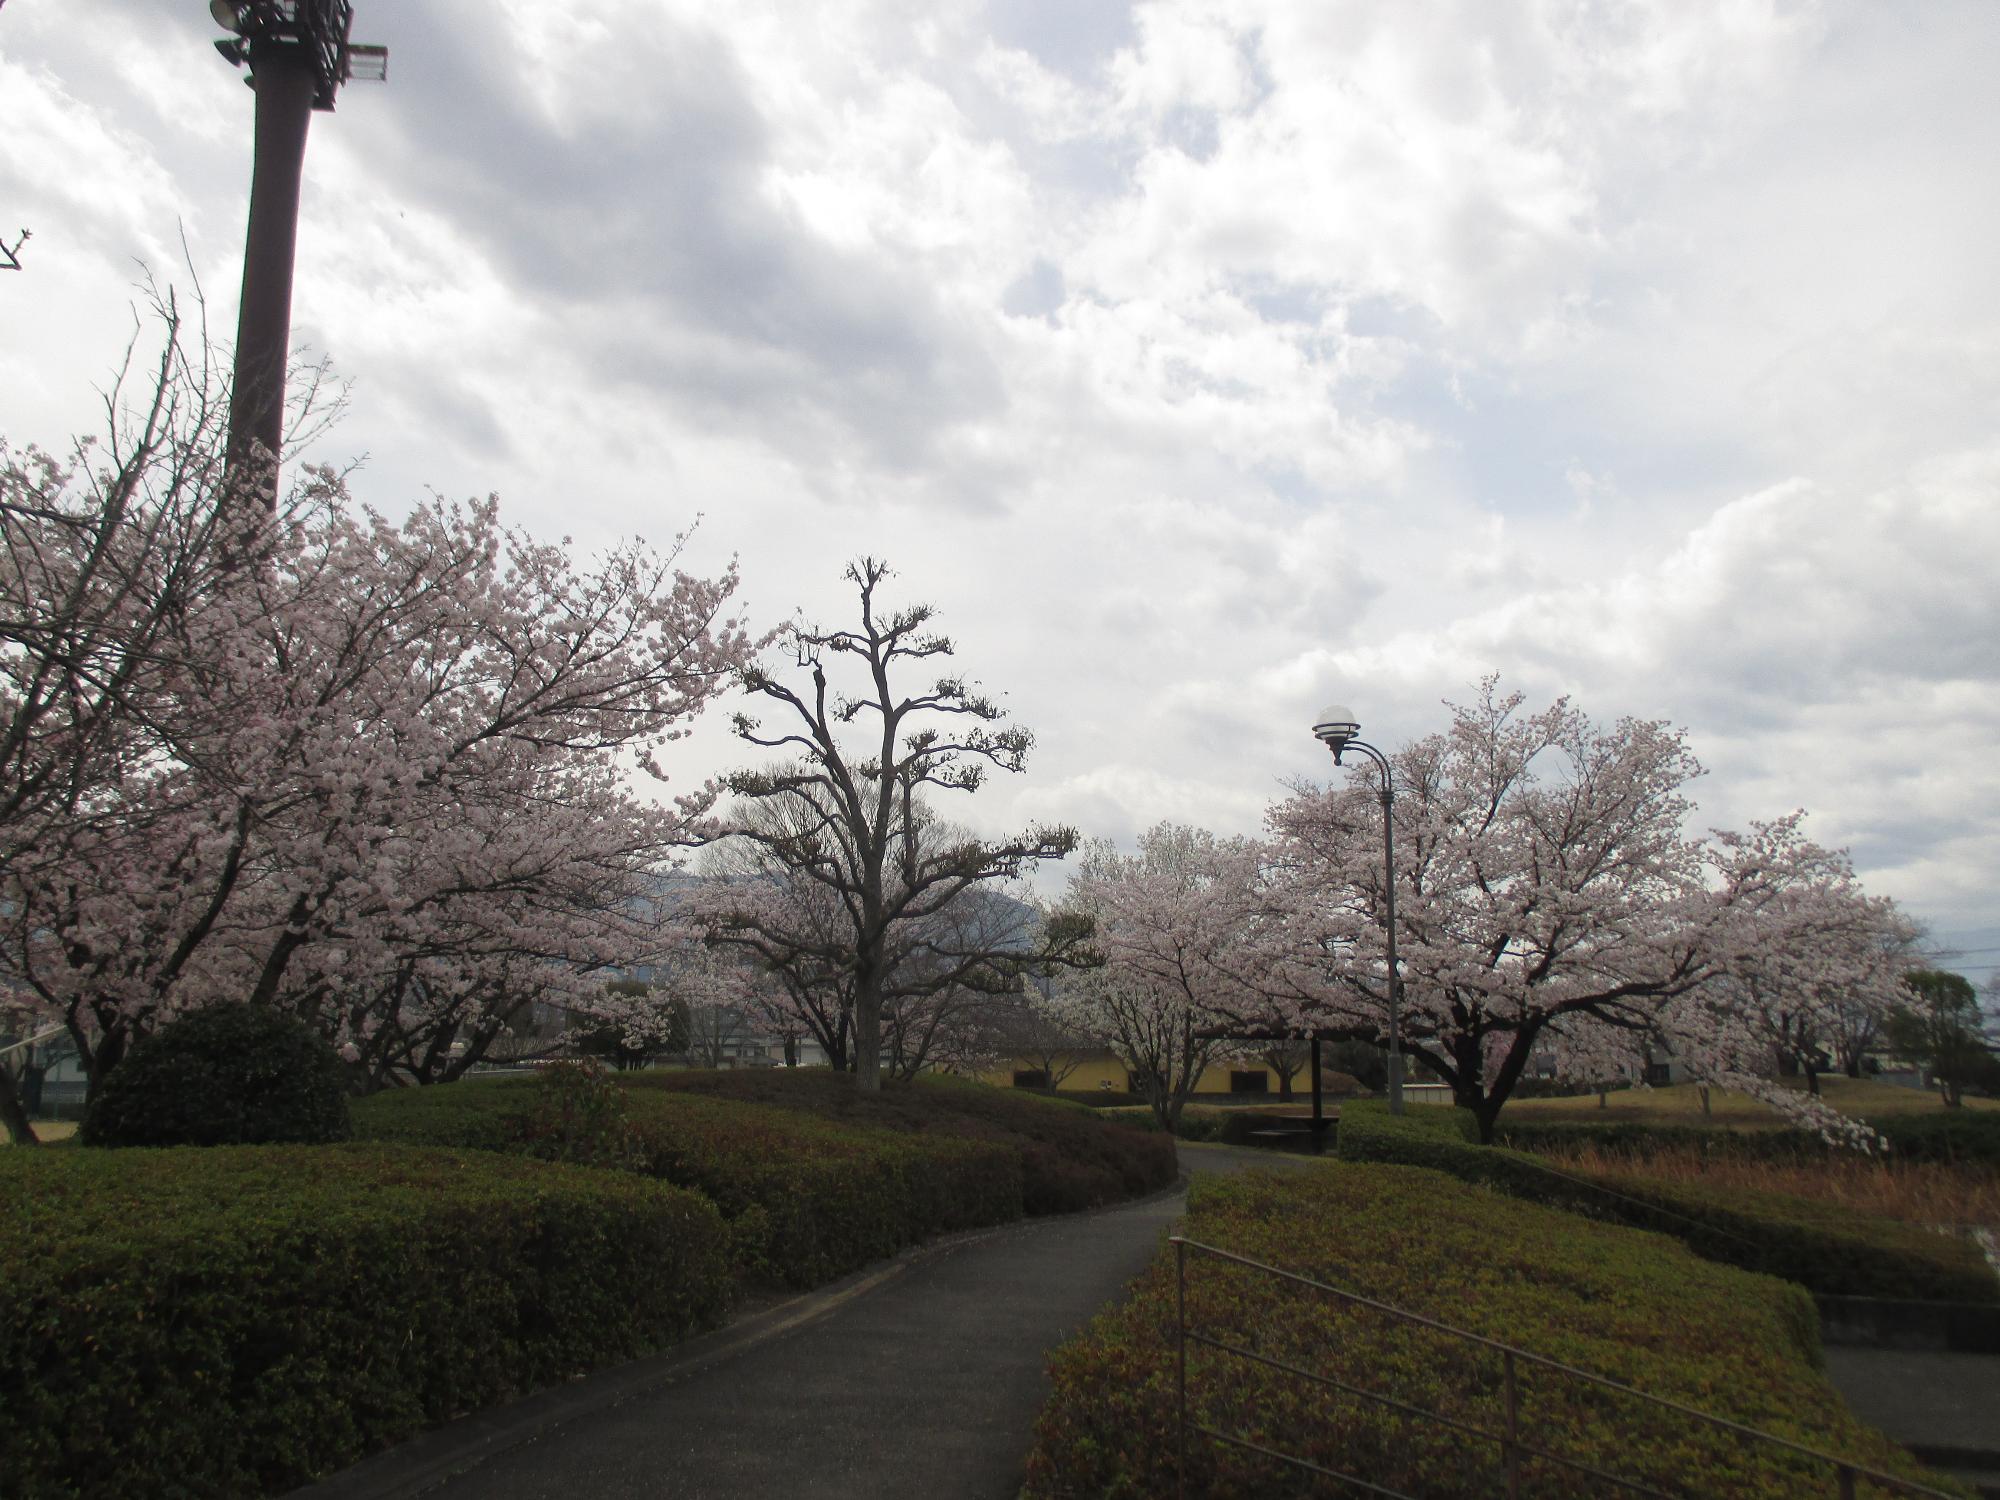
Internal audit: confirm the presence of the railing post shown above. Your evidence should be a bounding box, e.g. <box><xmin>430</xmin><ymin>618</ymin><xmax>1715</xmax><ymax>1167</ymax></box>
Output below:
<box><xmin>1503</xmin><ymin>1349</ymin><xmax>1521</xmax><ymax>1499</ymax></box>
<box><xmin>1176</xmin><ymin>1237</ymin><xmax>1188</xmax><ymax>1500</ymax></box>
<box><xmin>1837</xmin><ymin>1463</ymin><xmax>1857</xmax><ymax>1500</ymax></box>
<box><xmin>1168</xmin><ymin>1240</ymin><xmax>1184</xmax><ymax>1500</ymax></box>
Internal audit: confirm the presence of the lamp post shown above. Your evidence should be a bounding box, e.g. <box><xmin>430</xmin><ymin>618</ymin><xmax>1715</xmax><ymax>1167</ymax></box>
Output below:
<box><xmin>1312</xmin><ymin>703</ymin><xmax>1404</xmax><ymax>1115</ymax></box>
<box><xmin>209</xmin><ymin>0</ymin><xmax>386</xmax><ymax>506</ymax></box>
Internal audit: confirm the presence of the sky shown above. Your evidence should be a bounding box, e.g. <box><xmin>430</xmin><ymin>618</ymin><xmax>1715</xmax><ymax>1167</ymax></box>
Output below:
<box><xmin>3</xmin><ymin>1</ymin><xmax>1997</xmax><ymax>973</ymax></box>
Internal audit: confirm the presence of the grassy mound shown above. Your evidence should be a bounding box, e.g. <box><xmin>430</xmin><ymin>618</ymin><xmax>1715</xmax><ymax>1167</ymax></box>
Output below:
<box><xmin>0</xmin><ymin>1143</ymin><xmax>731</xmax><ymax>1500</ymax></box>
<box><xmin>1023</xmin><ymin>1163</ymin><xmax>1964</xmax><ymax>1498</ymax></box>
<box><xmin>1343</xmin><ymin>1102</ymin><xmax>1997</xmax><ymax>1302</ymax></box>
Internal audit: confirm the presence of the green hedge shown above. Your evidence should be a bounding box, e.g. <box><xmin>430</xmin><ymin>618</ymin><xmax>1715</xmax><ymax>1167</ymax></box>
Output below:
<box><xmin>1022</xmin><ymin>1163</ymin><xmax>1965</xmax><ymax>1498</ymax></box>
<box><xmin>617</xmin><ymin>1091</ymin><xmax>1021</xmax><ymax>1287</ymax></box>
<box><xmin>1343</xmin><ymin>1102</ymin><xmax>1998</xmax><ymax>1303</ymax></box>
<box><xmin>1095</xmin><ymin>1104</ymin><xmax>1229</xmax><ymax>1141</ymax></box>
<box><xmin>619</xmin><ymin>1070</ymin><xmax>1179</xmax><ymax>1215</ymax></box>
<box><xmin>353</xmin><ymin>1075</ymin><xmax>1032</xmax><ymax>1288</ymax></box>
<box><xmin>1496</xmin><ymin>1111</ymin><xmax>2000</xmax><ymax>1168</ymax></box>
<box><xmin>0</xmin><ymin>1143</ymin><xmax>731</xmax><ymax>1500</ymax></box>
<box><xmin>1494</xmin><ymin>1119</ymin><xmax>1821</xmax><ymax>1160</ymax></box>
<box><xmin>1863</xmin><ymin>1110</ymin><xmax>2000</xmax><ymax>1167</ymax></box>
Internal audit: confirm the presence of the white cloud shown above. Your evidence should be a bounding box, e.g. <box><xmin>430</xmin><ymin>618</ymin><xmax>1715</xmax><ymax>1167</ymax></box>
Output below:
<box><xmin>7</xmin><ymin>0</ymin><xmax>1999</xmax><ymax>937</ymax></box>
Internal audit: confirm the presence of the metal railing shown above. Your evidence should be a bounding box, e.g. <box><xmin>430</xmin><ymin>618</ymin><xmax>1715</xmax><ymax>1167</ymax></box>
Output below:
<box><xmin>1170</xmin><ymin>1236</ymin><xmax>1956</xmax><ymax>1500</ymax></box>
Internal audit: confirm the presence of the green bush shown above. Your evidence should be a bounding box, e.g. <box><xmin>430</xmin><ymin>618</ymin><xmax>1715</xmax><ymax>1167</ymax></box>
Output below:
<box><xmin>0</xmin><ymin>1143</ymin><xmax>731</xmax><ymax>1499</ymax></box>
<box><xmin>1494</xmin><ymin>1120</ymin><xmax>1820</xmax><ymax>1161</ymax></box>
<box><xmin>79</xmin><ymin>1004</ymin><xmax>350</xmax><ymax>1148</ymax></box>
<box><xmin>1496</xmin><ymin>1112</ymin><xmax>2000</xmax><ymax>1169</ymax></box>
<box><xmin>1344</xmin><ymin>1102</ymin><xmax>1997</xmax><ymax>1302</ymax></box>
<box><xmin>1096</xmin><ymin>1103</ymin><xmax>1229</xmax><ymax>1141</ymax></box>
<box><xmin>624</xmin><ymin>1069</ymin><xmax>1178</xmax><ymax>1215</ymax></box>
<box><xmin>1022</xmin><ymin>1163</ymin><xmax>1965</xmax><ymax>1499</ymax></box>
<box><xmin>515</xmin><ymin>1058</ymin><xmax>646</xmax><ymax>1169</ymax></box>
<box><xmin>1866</xmin><ymin>1110</ymin><xmax>2000</xmax><ymax>1167</ymax></box>
<box><xmin>616</xmin><ymin>1092</ymin><xmax>1022</xmax><ymax>1287</ymax></box>
<box><xmin>354</xmin><ymin>1072</ymin><xmax>1034</xmax><ymax>1288</ymax></box>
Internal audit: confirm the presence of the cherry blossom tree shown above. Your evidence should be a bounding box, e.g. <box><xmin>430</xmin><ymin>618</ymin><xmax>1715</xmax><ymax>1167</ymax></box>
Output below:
<box><xmin>710</xmin><ymin>558</ymin><xmax>1080</xmax><ymax>1091</ymax></box>
<box><xmin>0</xmin><ymin>333</ymin><xmax>752</xmax><ymax>1096</ymax></box>
<box><xmin>1685</xmin><ymin>837</ymin><xmax>1916</xmax><ymax>1096</ymax></box>
<box><xmin>985</xmin><ymin>982</ymin><xmax>1100</xmax><ymax>1091</ymax></box>
<box><xmin>1265</xmin><ymin>682</ymin><xmax>1910</xmax><ymax>1143</ymax></box>
<box><xmin>1052</xmin><ymin>824</ymin><xmax>1271</xmax><ymax>1130</ymax></box>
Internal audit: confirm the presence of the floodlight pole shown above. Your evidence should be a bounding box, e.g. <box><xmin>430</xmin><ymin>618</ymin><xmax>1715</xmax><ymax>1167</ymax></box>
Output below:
<box><xmin>211</xmin><ymin>0</ymin><xmax>384</xmax><ymax>509</ymax></box>
<box><xmin>228</xmin><ymin>37</ymin><xmax>317</xmax><ymax>504</ymax></box>
<box><xmin>1312</xmin><ymin>707</ymin><xmax>1404</xmax><ymax>1116</ymax></box>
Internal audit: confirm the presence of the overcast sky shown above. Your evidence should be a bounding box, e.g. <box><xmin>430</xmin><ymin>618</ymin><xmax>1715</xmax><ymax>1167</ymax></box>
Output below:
<box><xmin>4</xmin><ymin>1</ymin><xmax>1997</xmax><ymax>970</ymax></box>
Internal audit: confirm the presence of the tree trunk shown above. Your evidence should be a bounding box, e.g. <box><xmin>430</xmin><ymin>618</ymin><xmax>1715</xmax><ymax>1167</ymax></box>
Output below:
<box><xmin>1472</xmin><ymin>1104</ymin><xmax>1501</xmax><ymax>1144</ymax></box>
<box><xmin>0</xmin><ymin>1065</ymin><xmax>39</xmax><ymax>1147</ymax></box>
<box><xmin>852</xmin><ymin>977</ymin><xmax>883</xmax><ymax>1092</ymax></box>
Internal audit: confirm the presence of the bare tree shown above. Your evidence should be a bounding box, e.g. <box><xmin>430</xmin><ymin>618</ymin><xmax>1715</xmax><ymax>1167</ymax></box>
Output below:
<box><xmin>713</xmin><ymin>559</ymin><xmax>1082</xmax><ymax>1091</ymax></box>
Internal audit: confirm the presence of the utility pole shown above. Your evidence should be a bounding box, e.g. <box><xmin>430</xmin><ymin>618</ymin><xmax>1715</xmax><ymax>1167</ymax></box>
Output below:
<box><xmin>209</xmin><ymin>0</ymin><xmax>385</xmax><ymax>506</ymax></box>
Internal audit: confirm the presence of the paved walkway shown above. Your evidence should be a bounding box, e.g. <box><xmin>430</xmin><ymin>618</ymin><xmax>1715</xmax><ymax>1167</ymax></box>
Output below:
<box><xmin>291</xmin><ymin>1144</ymin><xmax>1312</xmax><ymax>1500</ymax></box>
<box><xmin>1825</xmin><ymin>1348</ymin><xmax>2000</xmax><ymax>1496</ymax></box>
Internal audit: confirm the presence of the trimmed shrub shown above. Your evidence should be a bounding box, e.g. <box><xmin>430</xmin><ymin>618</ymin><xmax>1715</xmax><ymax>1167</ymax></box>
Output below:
<box><xmin>341</xmin><ymin>1072</ymin><xmax>529</xmax><ymax>1151</ymax></box>
<box><xmin>1343</xmin><ymin>1101</ymin><xmax>1998</xmax><ymax>1303</ymax></box>
<box><xmin>1022</xmin><ymin>1163</ymin><xmax>1964</xmax><ymax>1499</ymax></box>
<box><xmin>1096</xmin><ymin>1104</ymin><xmax>1229</xmax><ymax>1141</ymax></box>
<box><xmin>1495</xmin><ymin>1120</ymin><xmax>1821</xmax><ymax>1161</ymax></box>
<box><xmin>0</xmin><ymin>1143</ymin><xmax>731</xmax><ymax>1499</ymax></box>
<box><xmin>354</xmin><ymin>1073</ymin><xmax>1034</xmax><ymax>1287</ymax></box>
<box><xmin>79</xmin><ymin>1004</ymin><xmax>350</xmax><ymax>1148</ymax></box>
<box><xmin>1496</xmin><ymin>1112</ymin><xmax>2000</xmax><ymax>1170</ymax></box>
<box><xmin>1866</xmin><ymin>1110</ymin><xmax>2000</xmax><ymax>1167</ymax></box>
<box><xmin>623</xmin><ymin>1069</ymin><xmax>1178</xmax><ymax>1215</ymax></box>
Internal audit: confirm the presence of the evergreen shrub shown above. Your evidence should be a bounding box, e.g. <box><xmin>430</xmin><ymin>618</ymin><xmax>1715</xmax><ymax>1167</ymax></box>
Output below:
<box><xmin>79</xmin><ymin>1004</ymin><xmax>350</xmax><ymax>1148</ymax></box>
<box><xmin>354</xmin><ymin>1072</ymin><xmax>1039</xmax><ymax>1286</ymax></box>
<box><xmin>0</xmin><ymin>1144</ymin><xmax>731</xmax><ymax>1499</ymax></box>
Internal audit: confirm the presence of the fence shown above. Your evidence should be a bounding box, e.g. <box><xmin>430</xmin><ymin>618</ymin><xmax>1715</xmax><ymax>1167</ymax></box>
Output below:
<box><xmin>1169</xmin><ymin>1235</ymin><xmax>1956</xmax><ymax>1500</ymax></box>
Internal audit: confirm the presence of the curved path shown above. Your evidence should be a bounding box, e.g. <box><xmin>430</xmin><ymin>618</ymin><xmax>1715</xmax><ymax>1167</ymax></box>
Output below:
<box><xmin>291</xmin><ymin>1144</ymin><xmax>1311</xmax><ymax>1500</ymax></box>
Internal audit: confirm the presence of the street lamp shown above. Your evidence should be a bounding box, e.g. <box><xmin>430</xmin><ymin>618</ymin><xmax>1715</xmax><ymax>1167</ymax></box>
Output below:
<box><xmin>1312</xmin><ymin>703</ymin><xmax>1404</xmax><ymax>1115</ymax></box>
<box><xmin>210</xmin><ymin>0</ymin><xmax>386</xmax><ymax>504</ymax></box>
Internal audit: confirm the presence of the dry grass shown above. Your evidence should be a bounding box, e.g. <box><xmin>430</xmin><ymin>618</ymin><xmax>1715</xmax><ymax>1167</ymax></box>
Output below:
<box><xmin>1501</xmin><ymin>1078</ymin><xmax>1998</xmax><ymax>1129</ymax></box>
<box><xmin>1</xmin><ymin>1120</ymin><xmax>76</xmax><ymax>1146</ymax></box>
<box><xmin>1540</xmin><ymin>1141</ymin><xmax>2000</xmax><ymax>1232</ymax></box>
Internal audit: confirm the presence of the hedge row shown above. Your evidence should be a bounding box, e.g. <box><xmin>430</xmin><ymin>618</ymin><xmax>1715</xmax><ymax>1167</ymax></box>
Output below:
<box><xmin>622</xmin><ymin>1070</ymin><xmax>1179</xmax><ymax>1215</ymax></box>
<box><xmin>1496</xmin><ymin>1109</ymin><xmax>2000</xmax><ymax>1168</ymax></box>
<box><xmin>0</xmin><ymin>1144</ymin><xmax>732</xmax><ymax>1500</ymax></box>
<box><xmin>1342</xmin><ymin>1102</ymin><xmax>1998</xmax><ymax>1303</ymax></box>
<box><xmin>1022</xmin><ymin>1164</ymin><xmax>1963</xmax><ymax>1499</ymax></box>
<box><xmin>353</xmin><ymin>1071</ymin><xmax>1175</xmax><ymax>1288</ymax></box>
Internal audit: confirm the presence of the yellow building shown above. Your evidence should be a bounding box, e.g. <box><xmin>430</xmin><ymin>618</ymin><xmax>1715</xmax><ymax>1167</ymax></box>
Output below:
<box><xmin>975</xmin><ymin>1049</ymin><xmax>1294</xmax><ymax>1098</ymax></box>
